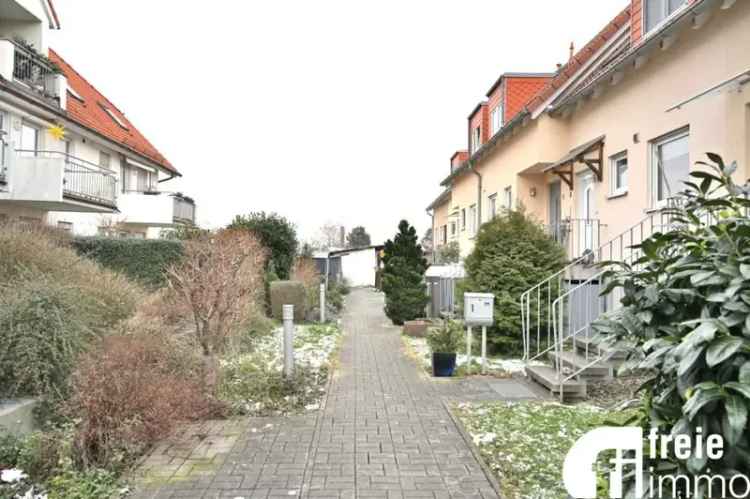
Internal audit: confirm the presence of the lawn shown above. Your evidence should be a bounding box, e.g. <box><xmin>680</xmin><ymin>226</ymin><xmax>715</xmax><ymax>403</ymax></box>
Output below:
<box><xmin>453</xmin><ymin>401</ymin><xmax>636</xmax><ymax>499</ymax></box>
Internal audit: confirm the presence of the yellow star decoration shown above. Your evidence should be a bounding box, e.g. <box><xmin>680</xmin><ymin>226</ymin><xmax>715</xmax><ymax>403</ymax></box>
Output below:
<box><xmin>48</xmin><ymin>124</ymin><xmax>66</xmax><ymax>141</ymax></box>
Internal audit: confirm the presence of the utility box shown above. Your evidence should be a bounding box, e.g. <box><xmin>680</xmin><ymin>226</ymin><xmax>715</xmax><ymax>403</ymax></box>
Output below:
<box><xmin>464</xmin><ymin>292</ymin><xmax>495</xmax><ymax>326</ymax></box>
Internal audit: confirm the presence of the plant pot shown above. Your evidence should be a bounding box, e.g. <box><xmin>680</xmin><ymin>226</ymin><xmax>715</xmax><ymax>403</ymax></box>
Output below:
<box><xmin>432</xmin><ymin>352</ymin><xmax>457</xmax><ymax>377</ymax></box>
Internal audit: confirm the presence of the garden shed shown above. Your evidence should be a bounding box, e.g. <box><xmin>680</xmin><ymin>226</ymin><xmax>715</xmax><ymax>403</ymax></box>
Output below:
<box><xmin>328</xmin><ymin>245</ymin><xmax>384</xmax><ymax>288</ymax></box>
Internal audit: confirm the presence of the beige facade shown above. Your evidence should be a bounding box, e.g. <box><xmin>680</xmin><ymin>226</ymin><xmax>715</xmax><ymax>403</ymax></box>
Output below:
<box><xmin>430</xmin><ymin>0</ymin><xmax>750</xmax><ymax>260</ymax></box>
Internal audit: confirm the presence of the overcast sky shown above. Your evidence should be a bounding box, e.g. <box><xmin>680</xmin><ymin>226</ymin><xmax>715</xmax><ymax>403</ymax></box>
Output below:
<box><xmin>49</xmin><ymin>0</ymin><xmax>625</xmax><ymax>245</ymax></box>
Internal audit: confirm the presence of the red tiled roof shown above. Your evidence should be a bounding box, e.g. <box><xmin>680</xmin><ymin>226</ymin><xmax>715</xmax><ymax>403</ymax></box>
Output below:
<box><xmin>526</xmin><ymin>6</ymin><xmax>632</xmax><ymax>113</ymax></box>
<box><xmin>49</xmin><ymin>49</ymin><xmax>179</xmax><ymax>175</ymax></box>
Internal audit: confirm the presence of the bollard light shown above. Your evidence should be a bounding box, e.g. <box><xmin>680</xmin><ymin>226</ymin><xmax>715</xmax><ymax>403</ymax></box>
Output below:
<box><xmin>282</xmin><ymin>304</ymin><xmax>294</xmax><ymax>377</ymax></box>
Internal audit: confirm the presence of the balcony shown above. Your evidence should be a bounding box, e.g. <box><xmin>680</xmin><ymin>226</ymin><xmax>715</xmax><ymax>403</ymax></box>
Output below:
<box><xmin>547</xmin><ymin>218</ymin><xmax>605</xmax><ymax>260</ymax></box>
<box><xmin>0</xmin><ymin>146</ymin><xmax>117</xmax><ymax>212</ymax></box>
<box><xmin>0</xmin><ymin>39</ymin><xmax>63</xmax><ymax>105</ymax></box>
<box><xmin>118</xmin><ymin>192</ymin><xmax>196</xmax><ymax>228</ymax></box>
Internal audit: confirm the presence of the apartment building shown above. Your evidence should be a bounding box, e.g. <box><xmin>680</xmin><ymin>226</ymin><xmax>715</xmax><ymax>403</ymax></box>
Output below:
<box><xmin>0</xmin><ymin>0</ymin><xmax>195</xmax><ymax>238</ymax></box>
<box><xmin>427</xmin><ymin>0</ymin><xmax>750</xmax><ymax>396</ymax></box>
<box><xmin>428</xmin><ymin>0</ymin><xmax>749</xmax><ymax>261</ymax></box>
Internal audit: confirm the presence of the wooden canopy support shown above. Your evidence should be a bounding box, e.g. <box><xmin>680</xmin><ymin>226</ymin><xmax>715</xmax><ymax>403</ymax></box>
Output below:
<box><xmin>544</xmin><ymin>135</ymin><xmax>605</xmax><ymax>190</ymax></box>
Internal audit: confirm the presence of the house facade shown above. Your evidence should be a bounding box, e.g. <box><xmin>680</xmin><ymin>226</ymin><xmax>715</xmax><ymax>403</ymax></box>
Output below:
<box><xmin>428</xmin><ymin>0</ymin><xmax>750</xmax><ymax>261</ymax></box>
<box><xmin>0</xmin><ymin>0</ymin><xmax>195</xmax><ymax>238</ymax></box>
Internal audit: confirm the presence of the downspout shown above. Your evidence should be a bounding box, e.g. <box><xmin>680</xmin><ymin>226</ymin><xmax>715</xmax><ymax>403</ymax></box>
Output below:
<box><xmin>426</xmin><ymin>208</ymin><xmax>435</xmax><ymax>264</ymax></box>
<box><xmin>468</xmin><ymin>160</ymin><xmax>482</xmax><ymax>228</ymax></box>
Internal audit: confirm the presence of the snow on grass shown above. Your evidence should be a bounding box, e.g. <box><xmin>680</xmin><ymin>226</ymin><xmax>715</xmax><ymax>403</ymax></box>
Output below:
<box><xmin>454</xmin><ymin>401</ymin><xmax>636</xmax><ymax>499</ymax></box>
<box><xmin>219</xmin><ymin>323</ymin><xmax>342</xmax><ymax>416</ymax></box>
<box><xmin>403</xmin><ymin>335</ymin><xmax>543</xmax><ymax>377</ymax></box>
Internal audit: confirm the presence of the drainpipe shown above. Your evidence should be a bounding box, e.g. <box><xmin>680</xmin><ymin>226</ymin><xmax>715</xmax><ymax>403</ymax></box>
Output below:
<box><xmin>426</xmin><ymin>208</ymin><xmax>435</xmax><ymax>264</ymax></box>
<box><xmin>468</xmin><ymin>160</ymin><xmax>482</xmax><ymax>227</ymax></box>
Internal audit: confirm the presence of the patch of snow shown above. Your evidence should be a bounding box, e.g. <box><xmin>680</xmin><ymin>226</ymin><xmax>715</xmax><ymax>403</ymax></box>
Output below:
<box><xmin>1</xmin><ymin>468</ymin><xmax>27</xmax><ymax>483</ymax></box>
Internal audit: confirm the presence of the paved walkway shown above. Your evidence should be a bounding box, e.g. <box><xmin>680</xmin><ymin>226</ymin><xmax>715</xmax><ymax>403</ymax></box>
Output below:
<box><xmin>134</xmin><ymin>289</ymin><xmax>542</xmax><ymax>499</ymax></box>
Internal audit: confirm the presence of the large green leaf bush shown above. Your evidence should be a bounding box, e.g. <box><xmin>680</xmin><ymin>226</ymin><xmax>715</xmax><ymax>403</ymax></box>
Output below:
<box><xmin>594</xmin><ymin>154</ymin><xmax>750</xmax><ymax>489</ymax></box>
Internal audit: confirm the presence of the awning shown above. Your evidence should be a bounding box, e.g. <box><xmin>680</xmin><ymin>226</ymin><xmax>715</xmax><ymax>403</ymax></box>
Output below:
<box><xmin>544</xmin><ymin>135</ymin><xmax>605</xmax><ymax>189</ymax></box>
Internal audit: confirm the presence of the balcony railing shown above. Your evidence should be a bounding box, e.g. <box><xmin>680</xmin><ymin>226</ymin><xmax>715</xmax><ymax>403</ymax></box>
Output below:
<box><xmin>173</xmin><ymin>195</ymin><xmax>195</xmax><ymax>224</ymax></box>
<box><xmin>11</xmin><ymin>40</ymin><xmax>59</xmax><ymax>101</ymax></box>
<box><xmin>547</xmin><ymin>218</ymin><xmax>604</xmax><ymax>260</ymax></box>
<box><xmin>16</xmin><ymin>150</ymin><xmax>117</xmax><ymax>208</ymax></box>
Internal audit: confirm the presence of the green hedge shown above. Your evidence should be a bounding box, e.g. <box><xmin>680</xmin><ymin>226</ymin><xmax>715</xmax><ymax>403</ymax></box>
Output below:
<box><xmin>72</xmin><ymin>237</ymin><xmax>183</xmax><ymax>288</ymax></box>
<box><xmin>269</xmin><ymin>281</ymin><xmax>306</xmax><ymax>321</ymax></box>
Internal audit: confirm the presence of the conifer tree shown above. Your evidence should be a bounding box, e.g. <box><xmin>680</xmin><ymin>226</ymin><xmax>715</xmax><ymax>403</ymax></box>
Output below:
<box><xmin>382</xmin><ymin>220</ymin><xmax>428</xmax><ymax>324</ymax></box>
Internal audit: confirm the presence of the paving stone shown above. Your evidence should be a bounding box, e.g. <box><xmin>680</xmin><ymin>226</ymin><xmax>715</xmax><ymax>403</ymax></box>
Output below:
<box><xmin>132</xmin><ymin>289</ymin><xmax>503</xmax><ymax>498</ymax></box>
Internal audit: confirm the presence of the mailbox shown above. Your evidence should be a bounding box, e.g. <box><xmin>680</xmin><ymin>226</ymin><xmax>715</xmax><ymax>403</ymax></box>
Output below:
<box><xmin>464</xmin><ymin>292</ymin><xmax>494</xmax><ymax>327</ymax></box>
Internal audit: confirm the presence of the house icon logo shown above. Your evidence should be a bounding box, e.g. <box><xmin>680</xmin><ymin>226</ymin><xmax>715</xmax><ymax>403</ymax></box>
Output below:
<box><xmin>563</xmin><ymin>427</ymin><xmax>643</xmax><ymax>499</ymax></box>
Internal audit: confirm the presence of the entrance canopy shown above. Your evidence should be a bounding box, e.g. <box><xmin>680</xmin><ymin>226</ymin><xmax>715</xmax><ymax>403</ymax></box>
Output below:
<box><xmin>543</xmin><ymin>135</ymin><xmax>605</xmax><ymax>189</ymax></box>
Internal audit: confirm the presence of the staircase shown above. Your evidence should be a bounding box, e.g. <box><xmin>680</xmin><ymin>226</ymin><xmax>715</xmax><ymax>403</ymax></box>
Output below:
<box><xmin>521</xmin><ymin>201</ymin><xmax>683</xmax><ymax>401</ymax></box>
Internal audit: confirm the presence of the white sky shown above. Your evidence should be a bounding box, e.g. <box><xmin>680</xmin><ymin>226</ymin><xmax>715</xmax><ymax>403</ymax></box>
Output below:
<box><xmin>49</xmin><ymin>0</ymin><xmax>625</xmax><ymax>245</ymax></box>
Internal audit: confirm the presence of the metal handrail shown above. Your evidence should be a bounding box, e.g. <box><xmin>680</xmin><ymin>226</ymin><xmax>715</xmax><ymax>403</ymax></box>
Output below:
<box><xmin>520</xmin><ymin>198</ymin><xmax>682</xmax><ymax>362</ymax></box>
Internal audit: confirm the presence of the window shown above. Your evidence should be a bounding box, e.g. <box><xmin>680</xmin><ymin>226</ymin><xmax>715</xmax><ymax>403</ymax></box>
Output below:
<box><xmin>652</xmin><ymin>129</ymin><xmax>689</xmax><ymax>205</ymax></box>
<box><xmin>471</xmin><ymin>126</ymin><xmax>481</xmax><ymax>153</ymax></box>
<box><xmin>469</xmin><ymin>204</ymin><xmax>477</xmax><ymax>235</ymax></box>
<box><xmin>20</xmin><ymin>123</ymin><xmax>39</xmax><ymax>156</ymax></box>
<box><xmin>644</xmin><ymin>0</ymin><xmax>686</xmax><ymax>34</ymax></box>
<box><xmin>488</xmin><ymin>194</ymin><xmax>497</xmax><ymax>220</ymax></box>
<box><xmin>461</xmin><ymin>208</ymin><xmax>466</xmax><ymax>230</ymax></box>
<box><xmin>610</xmin><ymin>152</ymin><xmax>628</xmax><ymax>196</ymax></box>
<box><xmin>450</xmin><ymin>222</ymin><xmax>457</xmax><ymax>237</ymax></box>
<box><xmin>491</xmin><ymin>105</ymin><xmax>503</xmax><ymax>135</ymax></box>
<box><xmin>100</xmin><ymin>105</ymin><xmax>129</xmax><ymax>130</ymax></box>
<box><xmin>99</xmin><ymin>151</ymin><xmax>111</xmax><ymax>169</ymax></box>
<box><xmin>57</xmin><ymin>221</ymin><xmax>73</xmax><ymax>233</ymax></box>
<box><xmin>441</xmin><ymin>225</ymin><xmax>447</xmax><ymax>244</ymax></box>
<box><xmin>504</xmin><ymin>186</ymin><xmax>512</xmax><ymax>210</ymax></box>
<box><xmin>121</xmin><ymin>164</ymin><xmax>156</xmax><ymax>193</ymax></box>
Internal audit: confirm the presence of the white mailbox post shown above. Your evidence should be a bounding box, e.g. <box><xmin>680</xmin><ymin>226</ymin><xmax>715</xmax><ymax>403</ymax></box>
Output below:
<box><xmin>463</xmin><ymin>292</ymin><xmax>495</xmax><ymax>374</ymax></box>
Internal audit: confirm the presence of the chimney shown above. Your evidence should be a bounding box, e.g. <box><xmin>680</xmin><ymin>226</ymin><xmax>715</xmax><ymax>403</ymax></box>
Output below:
<box><xmin>569</xmin><ymin>42</ymin><xmax>575</xmax><ymax>61</ymax></box>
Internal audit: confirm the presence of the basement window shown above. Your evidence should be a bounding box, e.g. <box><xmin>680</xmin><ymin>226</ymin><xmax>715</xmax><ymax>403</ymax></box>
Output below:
<box><xmin>644</xmin><ymin>0</ymin><xmax>687</xmax><ymax>34</ymax></box>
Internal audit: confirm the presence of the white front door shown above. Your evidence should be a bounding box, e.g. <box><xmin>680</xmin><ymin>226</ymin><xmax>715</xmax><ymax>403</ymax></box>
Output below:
<box><xmin>578</xmin><ymin>173</ymin><xmax>596</xmax><ymax>253</ymax></box>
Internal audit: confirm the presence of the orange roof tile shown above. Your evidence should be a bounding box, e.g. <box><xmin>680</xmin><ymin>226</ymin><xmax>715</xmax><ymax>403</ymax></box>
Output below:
<box><xmin>49</xmin><ymin>49</ymin><xmax>179</xmax><ymax>175</ymax></box>
<box><xmin>526</xmin><ymin>6</ymin><xmax>632</xmax><ymax>114</ymax></box>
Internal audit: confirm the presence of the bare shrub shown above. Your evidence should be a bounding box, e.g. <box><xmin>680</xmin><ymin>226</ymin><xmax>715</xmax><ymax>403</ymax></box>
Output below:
<box><xmin>292</xmin><ymin>257</ymin><xmax>322</xmax><ymax>310</ymax></box>
<box><xmin>166</xmin><ymin>229</ymin><xmax>267</xmax><ymax>392</ymax></box>
<box><xmin>68</xmin><ymin>333</ymin><xmax>218</xmax><ymax>468</ymax></box>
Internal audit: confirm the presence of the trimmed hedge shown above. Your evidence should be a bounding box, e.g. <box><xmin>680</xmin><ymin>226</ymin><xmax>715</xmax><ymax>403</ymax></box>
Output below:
<box><xmin>269</xmin><ymin>281</ymin><xmax>306</xmax><ymax>321</ymax></box>
<box><xmin>72</xmin><ymin>237</ymin><xmax>183</xmax><ymax>288</ymax></box>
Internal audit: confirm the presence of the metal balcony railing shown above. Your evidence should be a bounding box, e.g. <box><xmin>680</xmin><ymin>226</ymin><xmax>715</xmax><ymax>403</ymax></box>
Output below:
<box><xmin>12</xmin><ymin>40</ymin><xmax>59</xmax><ymax>100</ymax></box>
<box><xmin>547</xmin><ymin>218</ymin><xmax>604</xmax><ymax>260</ymax></box>
<box><xmin>172</xmin><ymin>195</ymin><xmax>195</xmax><ymax>224</ymax></box>
<box><xmin>15</xmin><ymin>150</ymin><xmax>117</xmax><ymax>208</ymax></box>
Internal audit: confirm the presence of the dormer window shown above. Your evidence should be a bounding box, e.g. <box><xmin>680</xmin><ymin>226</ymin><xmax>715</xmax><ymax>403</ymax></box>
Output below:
<box><xmin>491</xmin><ymin>105</ymin><xmax>503</xmax><ymax>135</ymax></box>
<box><xmin>471</xmin><ymin>126</ymin><xmax>481</xmax><ymax>153</ymax></box>
<box><xmin>644</xmin><ymin>0</ymin><xmax>687</xmax><ymax>34</ymax></box>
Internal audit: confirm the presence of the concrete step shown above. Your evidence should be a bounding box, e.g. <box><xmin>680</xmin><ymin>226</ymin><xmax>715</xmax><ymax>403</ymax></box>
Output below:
<box><xmin>573</xmin><ymin>335</ymin><xmax>628</xmax><ymax>361</ymax></box>
<box><xmin>549</xmin><ymin>350</ymin><xmax>615</xmax><ymax>379</ymax></box>
<box><xmin>526</xmin><ymin>364</ymin><xmax>587</xmax><ymax>399</ymax></box>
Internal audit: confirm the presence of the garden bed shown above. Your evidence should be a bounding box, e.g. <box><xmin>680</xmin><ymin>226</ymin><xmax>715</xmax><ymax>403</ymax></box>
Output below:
<box><xmin>453</xmin><ymin>401</ymin><xmax>636</xmax><ymax>499</ymax></box>
<box><xmin>219</xmin><ymin>322</ymin><xmax>342</xmax><ymax>416</ymax></box>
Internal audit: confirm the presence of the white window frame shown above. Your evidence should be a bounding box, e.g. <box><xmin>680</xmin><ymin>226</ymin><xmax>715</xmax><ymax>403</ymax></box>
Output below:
<box><xmin>650</xmin><ymin>128</ymin><xmax>690</xmax><ymax>208</ymax></box>
<box><xmin>99</xmin><ymin>151</ymin><xmax>111</xmax><ymax>170</ymax></box>
<box><xmin>490</xmin><ymin>105</ymin><xmax>503</xmax><ymax>135</ymax></box>
<box><xmin>488</xmin><ymin>193</ymin><xmax>497</xmax><ymax>220</ymax></box>
<box><xmin>469</xmin><ymin>204</ymin><xmax>477</xmax><ymax>235</ymax></box>
<box><xmin>471</xmin><ymin>126</ymin><xmax>481</xmax><ymax>153</ymax></box>
<box><xmin>609</xmin><ymin>151</ymin><xmax>628</xmax><ymax>197</ymax></box>
<box><xmin>503</xmin><ymin>186</ymin><xmax>512</xmax><ymax>210</ymax></box>
<box><xmin>643</xmin><ymin>0</ymin><xmax>688</xmax><ymax>36</ymax></box>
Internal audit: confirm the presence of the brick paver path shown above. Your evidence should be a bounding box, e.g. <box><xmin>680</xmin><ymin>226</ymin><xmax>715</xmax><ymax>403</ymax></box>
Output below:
<box><xmin>134</xmin><ymin>289</ymin><xmax>503</xmax><ymax>499</ymax></box>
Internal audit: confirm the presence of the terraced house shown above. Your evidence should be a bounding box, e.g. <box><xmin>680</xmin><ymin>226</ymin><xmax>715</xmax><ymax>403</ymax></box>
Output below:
<box><xmin>0</xmin><ymin>0</ymin><xmax>195</xmax><ymax>237</ymax></box>
<box><xmin>427</xmin><ymin>0</ymin><xmax>750</xmax><ymax>397</ymax></box>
